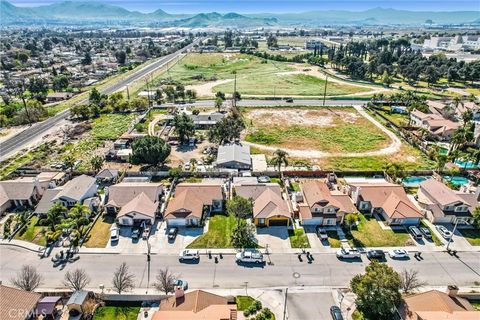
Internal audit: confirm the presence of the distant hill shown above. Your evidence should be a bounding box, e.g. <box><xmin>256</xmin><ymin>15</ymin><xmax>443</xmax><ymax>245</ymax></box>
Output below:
<box><xmin>0</xmin><ymin>1</ymin><xmax>477</xmax><ymax>27</ymax></box>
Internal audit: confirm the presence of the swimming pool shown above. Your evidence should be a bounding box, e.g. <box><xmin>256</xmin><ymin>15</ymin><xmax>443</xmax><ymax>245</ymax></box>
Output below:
<box><xmin>402</xmin><ymin>176</ymin><xmax>431</xmax><ymax>187</ymax></box>
<box><xmin>443</xmin><ymin>176</ymin><xmax>470</xmax><ymax>186</ymax></box>
<box><xmin>454</xmin><ymin>160</ymin><xmax>479</xmax><ymax>169</ymax></box>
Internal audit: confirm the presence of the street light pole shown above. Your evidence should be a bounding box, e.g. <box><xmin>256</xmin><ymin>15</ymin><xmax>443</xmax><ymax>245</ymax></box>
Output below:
<box><xmin>282</xmin><ymin>288</ymin><xmax>288</xmax><ymax>320</ymax></box>
<box><xmin>146</xmin><ymin>240</ymin><xmax>151</xmax><ymax>293</ymax></box>
<box><xmin>322</xmin><ymin>75</ymin><xmax>328</xmax><ymax>107</ymax></box>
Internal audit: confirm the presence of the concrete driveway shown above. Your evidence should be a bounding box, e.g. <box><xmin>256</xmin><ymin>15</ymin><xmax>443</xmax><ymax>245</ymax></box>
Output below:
<box><xmin>287</xmin><ymin>291</ymin><xmax>335</xmax><ymax>320</ymax></box>
<box><xmin>153</xmin><ymin>223</ymin><xmax>204</xmax><ymax>253</ymax></box>
<box><xmin>256</xmin><ymin>226</ymin><xmax>291</xmax><ymax>250</ymax></box>
<box><xmin>304</xmin><ymin>226</ymin><xmax>339</xmax><ymax>250</ymax></box>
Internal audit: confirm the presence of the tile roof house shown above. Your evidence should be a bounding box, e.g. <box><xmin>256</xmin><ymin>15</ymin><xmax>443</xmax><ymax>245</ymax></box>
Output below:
<box><xmin>234</xmin><ymin>183</ymin><xmax>291</xmax><ymax>226</ymax></box>
<box><xmin>297</xmin><ymin>180</ymin><xmax>357</xmax><ymax>226</ymax></box>
<box><xmin>349</xmin><ymin>182</ymin><xmax>423</xmax><ymax>225</ymax></box>
<box><xmin>52</xmin><ymin>175</ymin><xmax>97</xmax><ymax>208</ymax></box>
<box><xmin>117</xmin><ymin>192</ymin><xmax>159</xmax><ymax>226</ymax></box>
<box><xmin>410</xmin><ymin>109</ymin><xmax>460</xmax><ymax>141</ymax></box>
<box><xmin>216</xmin><ymin>144</ymin><xmax>251</xmax><ymax>170</ymax></box>
<box><xmin>0</xmin><ymin>178</ymin><xmax>41</xmax><ymax>214</ymax></box>
<box><xmin>417</xmin><ymin>179</ymin><xmax>478</xmax><ymax>225</ymax></box>
<box><xmin>399</xmin><ymin>286</ymin><xmax>479</xmax><ymax>320</ymax></box>
<box><xmin>153</xmin><ymin>289</ymin><xmax>237</xmax><ymax>320</ymax></box>
<box><xmin>164</xmin><ymin>183</ymin><xmax>224</xmax><ymax>227</ymax></box>
<box><xmin>105</xmin><ymin>182</ymin><xmax>163</xmax><ymax>215</ymax></box>
<box><xmin>0</xmin><ymin>285</ymin><xmax>42</xmax><ymax>320</ymax></box>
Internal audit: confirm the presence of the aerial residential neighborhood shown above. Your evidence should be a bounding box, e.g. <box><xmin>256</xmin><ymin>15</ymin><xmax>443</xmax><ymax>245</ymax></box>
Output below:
<box><xmin>0</xmin><ymin>0</ymin><xmax>479</xmax><ymax>319</ymax></box>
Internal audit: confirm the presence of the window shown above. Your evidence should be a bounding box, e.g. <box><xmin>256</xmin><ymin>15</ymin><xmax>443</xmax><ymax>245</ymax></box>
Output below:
<box><xmin>259</xmin><ymin>218</ymin><xmax>265</xmax><ymax>225</ymax></box>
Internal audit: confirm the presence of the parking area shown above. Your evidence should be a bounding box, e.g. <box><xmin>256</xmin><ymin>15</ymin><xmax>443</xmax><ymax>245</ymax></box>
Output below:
<box><xmin>287</xmin><ymin>291</ymin><xmax>335</xmax><ymax>320</ymax></box>
<box><xmin>256</xmin><ymin>226</ymin><xmax>291</xmax><ymax>250</ymax></box>
<box><xmin>153</xmin><ymin>223</ymin><xmax>204</xmax><ymax>253</ymax></box>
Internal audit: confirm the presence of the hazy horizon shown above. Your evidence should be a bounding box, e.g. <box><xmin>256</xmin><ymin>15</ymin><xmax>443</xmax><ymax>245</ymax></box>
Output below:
<box><xmin>7</xmin><ymin>0</ymin><xmax>480</xmax><ymax>14</ymax></box>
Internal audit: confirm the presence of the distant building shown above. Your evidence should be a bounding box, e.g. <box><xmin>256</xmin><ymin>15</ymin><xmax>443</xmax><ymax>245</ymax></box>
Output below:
<box><xmin>305</xmin><ymin>39</ymin><xmax>325</xmax><ymax>50</ymax></box>
<box><xmin>216</xmin><ymin>144</ymin><xmax>251</xmax><ymax>170</ymax></box>
<box><xmin>423</xmin><ymin>35</ymin><xmax>480</xmax><ymax>51</ymax></box>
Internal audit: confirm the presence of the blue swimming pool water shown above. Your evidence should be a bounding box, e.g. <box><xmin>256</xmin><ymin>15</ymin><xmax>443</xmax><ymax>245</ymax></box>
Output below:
<box><xmin>454</xmin><ymin>160</ymin><xmax>479</xmax><ymax>169</ymax></box>
<box><xmin>443</xmin><ymin>176</ymin><xmax>470</xmax><ymax>186</ymax></box>
<box><xmin>402</xmin><ymin>176</ymin><xmax>431</xmax><ymax>187</ymax></box>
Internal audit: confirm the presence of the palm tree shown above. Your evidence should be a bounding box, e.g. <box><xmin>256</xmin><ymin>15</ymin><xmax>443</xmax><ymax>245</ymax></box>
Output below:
<box><xmin>451</xmin><ymin>96</ymin><xmax>464</xmax><ymax>116</ymax></box>
<box><xmin>63</xmin><ymin>155</ymin><xmax>76</xmax><ymax>173</ymax></box>
<box><xmin>435</xmin><ymin>153</ymin><xmax>448</xmax><ymax>173</ymax></box>
<box><xmin>90</xmin><ymin>155</ymin><xmax>103</xmax><ymax>173</ymax></box>
<box><xmin>271</xmin><ymin>149</ymin><xmax>289</xmax><ymax>172</ymax></box>
<box><xmin>41</xmin><ymin>203</ymin><xmax>68</xmax><ymax>231</ymax></box>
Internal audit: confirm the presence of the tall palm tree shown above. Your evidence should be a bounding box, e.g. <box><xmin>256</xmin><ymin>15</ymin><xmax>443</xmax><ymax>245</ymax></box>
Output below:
<box><xmin>90</xmin><ymin>155</ymin><xmax>103</xmax><ymax>173</ymax></box>
<box><xmin>271</xmin><ymin>149</ymin><xmax>289</xmax><ymax>173</ymax></box>
<box><xmin>63</xmin><ymin>155</ymin><xmax>76</xmax><ymax>173</ymax></box>
<box><xmin>41</xmin><ymin>203</ymin><xmax>67</xmax><ymax>231</ymax></box>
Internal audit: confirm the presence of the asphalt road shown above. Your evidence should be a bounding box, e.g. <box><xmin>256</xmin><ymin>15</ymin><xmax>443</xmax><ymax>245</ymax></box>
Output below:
<box><xmin>0</xmin><ymin>40</ymin><xmax>199</xmax><ymax>161</ymax></box>
<box><xmin>165</xmin><ymin>99</ymin><xmax>367</xmax><ymax>108</ymax></box>
<box><xmin>0</xmin><ymin>246</ymin><xmax>478</xmax><ymax>291</ymax></box>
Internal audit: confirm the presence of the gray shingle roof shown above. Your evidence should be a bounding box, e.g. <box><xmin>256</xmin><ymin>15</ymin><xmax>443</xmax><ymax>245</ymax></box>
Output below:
<box><xmin>53</xmin><ymin>175</ymin><xmax>96</xmax><ymax>202</ymax></box>
<box><xmin>216</xmin><ymin>144</ymin><xmax>251</xmax><ymax>166</ymax></box>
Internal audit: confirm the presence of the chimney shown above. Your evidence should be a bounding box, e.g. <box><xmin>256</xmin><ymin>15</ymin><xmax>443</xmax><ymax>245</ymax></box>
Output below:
<box><xmin>175</xmin><ymin>286</ymin><xmax>185</xmax><ymax>299</ymax></box>
<box><xmin>446</xmin><ymin>285</ymin><xmax>459</xmax><ymax>297</ymax></box>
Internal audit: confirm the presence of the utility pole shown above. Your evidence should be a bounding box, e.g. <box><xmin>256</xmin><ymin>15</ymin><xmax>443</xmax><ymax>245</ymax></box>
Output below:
<box><xmin>283</xmin><ymin>288</ymin><xmax>288</xmax><ymax>320</ymax></box>
<box><xmin>233</xmin><ymin>71</ymin><xmax>237</xmax><ymax>109</ymax></box>
<box><xmin>145</xmin><ymin>78</ymin><xmax>152</xmax><ymax>108</ymax></box>
<box><xmin>146</xmin><ymin>240</ymin><xmax>151</xmax><ymax>294</ymax></box>
<box><xmin>322</xmin><ymin>75</ymin><xmax>328</xmax><ymax>107</ymax></box>
<box><xmin>126</xmin><ymin>85</ymin><xmax>130</xmax><ymax>101</ymax></box>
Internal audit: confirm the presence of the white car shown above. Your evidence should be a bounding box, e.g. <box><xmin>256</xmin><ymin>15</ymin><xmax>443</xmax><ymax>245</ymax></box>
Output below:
<box><xmin>184</xmin><ymin>163</ymin><xmax>191</xmax><ymax>170</ymax></box>
<box><xmin>388</xmin><ymin>249</ymin><xmax>409</xmax><ymax>259</ymax></box>
<box><xmin>336</xmin><ymin>248</ymin><xmax>361</xmax><ymax>259</ymax></box>
<box><xmin>235</xmin><ymin>250</ymin><xmax>264</xmax><ymax>264</ymax></box>
<box><xmin>436</xmin><ymin>225</ymin><xmax>453</xmax><ymax>239</ymax></box>
<box><xmin>179</xmin><ymin>249</ymin><xmax>200</xmax><ymax>261</ymax></box>
<box><xmin>110</xmin><ymin>228</ymin><xmax>119</xmax><ymax>243</ymax></box>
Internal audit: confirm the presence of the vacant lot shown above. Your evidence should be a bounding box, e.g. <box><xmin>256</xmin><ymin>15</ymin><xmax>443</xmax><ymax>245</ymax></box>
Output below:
<box><xmin>244</xmin><ymin>107</ymin><xmax>389</xmax><ymax>153</ymax></box>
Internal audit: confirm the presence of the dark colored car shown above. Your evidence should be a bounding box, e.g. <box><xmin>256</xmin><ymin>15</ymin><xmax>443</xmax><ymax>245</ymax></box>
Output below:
<box><xmin>419</xmin><ymin>226</ymin><xmax>432</xmax><ymax>239</ymax></box>
<box><xmin>330</xmin><ymin>306</ymin><xmax>344</xmax><ymax>320</ymax></box>
<box><xmin>285</xmin><ymin>98</ymin><xmax>294</xmax><ymax>103</ymax></box>
<box><xmin>168</xmin><ymin>227</ymin><xmax>178</xmax><ymax>241</ymax></box>
<box><xmin>131</xmin><ymin>228</ymin><xmax>140</xmax><ymax>240</ymax></box>
<box><xmin>366</xmin><ymin>249</ymin><xmax>385</xmax><ymax>260</ymax></box>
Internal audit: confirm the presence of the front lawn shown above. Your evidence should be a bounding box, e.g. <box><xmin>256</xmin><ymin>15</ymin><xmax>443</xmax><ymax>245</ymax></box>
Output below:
<box><xmin>236</xmin><ymin>296</ymin><xmax>256</xmax><ymax>311</ymax></box>
<box><xmin>348</xmin><ymin>214</ymin><xmax>413</xmax><ymax>247</ymax></box>
<box><xmin>93</xmin><ymin>306</ymin><xmax>140</xmax><ymax>320</ymax></box>
<box><xmin>288</xmin><ymin>228</ymin><xmax>310</xmax><ymax>248</ymax></box>
<box><xmin>187</xmin><ymin>214</ymin><xmax>237</xmax><ymax>248</ymax></box>
<box><xmin>327</xmin><ymin>231</ymin><xmax>342</xmax><ymax>248</ymax></box>
<box><xmin>459</xmin><ymin>229</ymin><xmax>480</xmax><ymax>246</ymax></box>
<box><xmin>14</xmin><ymin>216</ymin><xmax>46</xmax><ymax>246</ymax></box>
<box><xmin>83</xmin><ymin>215</ymin><xmax>114</xmax><ymax>248</ymax></box>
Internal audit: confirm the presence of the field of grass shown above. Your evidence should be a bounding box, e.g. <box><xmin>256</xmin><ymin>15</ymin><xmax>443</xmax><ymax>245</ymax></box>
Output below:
<box><xmin>83</xmin><ymin>216</ymin><xmax>114</xmax><ymax>248</ymax></box>
<box><xmin>244</xmin><ymin>107</ymin><xmax>389</xmax><ymax>153</ymax></box>
<box><xmin>187</xmin><ymin>214</ymin><xmax>237</xmax><ymax>248</ymax></box>
<box><xmin>459</xmin><ymin>229</ymin><xmax>480</xmax><ymax>246</ymax></box>
<box><xmin>14</xmin><ymin>216</ymin><xmax>46</xmax><ymax>246</ymax></box>
<box><xmin>91</xmin><ymin>113</ymin><xmax>136</xmax><ymax>140</ymax></box>
<box><xmin>348</xmin><ymin>214</ymin><xmax>413</xmax><ymax>247</ymax></box>
<box><xmin>93</xmin><ymin>307</ymin><xmax>140</xmax><ymax>320</ymax></box>
<box><xmin>288</xmin><ymin>228</ymin><xmax>310</xmax><ymax>248</ymax></box>
<box><xmin>376</xmin><ymin>110</ymin><xmax>410</xmax><ymax>127</ymax></box>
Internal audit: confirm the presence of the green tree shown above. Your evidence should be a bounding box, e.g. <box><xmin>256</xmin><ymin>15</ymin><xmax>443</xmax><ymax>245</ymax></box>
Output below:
<box><xmin>90</xmin><ymin>155</ymin><xmax>103</xmax><ymax>172</ymax></box>
<box><xmin>227</xmin><ymin>196</ymin><xmax>253</xmax><ymax>220</ymax></box>
<box><xmin>40</xmin><ymin>203</ymin><xmax>68</xmax><ymax>231</ymax></box>
<box><xmin>131</xmin><ymin>136</ymin><xmax>171</xmax><ymax>167</ymax></box>
<box><xmin>271</xmin><ymin>149</ymin><xmax>289</xmax><ymax>172</ymax></box>
<box><xmin>381</xmin><ymin>71</ymin><xmax>393</xmax><ymax>87</ymax></box>
<box><xmin>231</xmin><ymin>219</ymin><xmax>256</xmax><ymax>248</ymax></box>
<box><xmin>215</xmin><ymin>97</ymin><xmax>223</xmax><ymax>112</ymax></box>
<box><xmin>351</xmin><ymin>260</ymin><xmax>402</xmax><ymax>320</ymax></box>
<box><xmin>472</xmin><ymin>206</ymin><xmax>480</xmax><ymax>226</ymax></box>
<box><xmin>344</xmin><ymin>213</ymin><xmax>359</xmax><ymax>233</ymax></box>
<box><xmin>208</xmin><ymin>115</ymin><xmax>245</xmax><ymax>144</ymax></box>
<box><xmin>173</xmin><ymin>113</ymin><xmax>195</xmax><ymax>144</ymax></box>
<box><xmin>435</xmin><ymin>153</ymin><xmax>448</xmax><ymax>173</ymax></box>
<box><xmin>63</xmin><ymin>154</ymin><xmax>76</xmax><ymax>172</ymax></box>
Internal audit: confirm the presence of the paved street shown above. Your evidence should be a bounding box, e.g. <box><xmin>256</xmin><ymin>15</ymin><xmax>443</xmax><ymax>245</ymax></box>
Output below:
<box><xmin>1</xmin><ymin>246</ymin><xmax>478</xmax><ymax>292</ymax></box>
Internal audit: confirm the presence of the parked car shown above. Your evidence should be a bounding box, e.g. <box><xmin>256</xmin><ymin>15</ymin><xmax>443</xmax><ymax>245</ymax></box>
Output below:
<box><xmin>184</xmin><ymin>163</ymin><xmax>191</xmax><ymax>171</ymax></box>
<box><xmin>258</xmin><ymin>176</ymin><xmax>271</xmax><ymax>183</ymax></box>
<box><xmin>285</xmin><ymin>97</ymin><xmax>294</xmax><ymax>103</ymax></box>
<box><xmin>131</xmin><ymin>228</ymin><xmax>140</xmax><ymax>240</ymax></box>
<box><xmin>179</xmin><ymin>249</ymin><xmax>200</xmax><ymax>261</ymax></box>
<box><xmin>316</xmin><ymin>227</ymin><xmax>328</xmax><ymax>240</ymax></box>
<box><xmin>172</xmin><ymin>278</ymin><xmax>188</xmax><ymax>290</ymax></box>
<box><xmin>388</xmin><ymin>249</ymin><xmax>409</xmax><ymax>259</ymax></box>
<box><xmin>409</xmin><ymin>226</ymin><xmax>423</xmax><ymax>240</ymax></box>
<box><xmin>142</xmin><ymin>225</ymin><xmax>151</xmax><ymax>240</ymax></box>
<box><xmin>330</xmin><ymin>306</ymin><xmax>344</xmax><ymax>320</ymax></box>
<box><xmin>366</xmin><ymin>249</ymin><xmax>385</xmax><ymax>260</ymax></box>
<box><xmin>168</xmin><ymin>227</ymin><xmax>178</xmax><ymax>241</ymax></box>
<box><xmin>236</xmin><ymin>250</ymin><xmax>264</xmax><ymax>264</ymax></box>
<box><xmin>436</xmin><ymin>225</ymin><xmax>453</xmax><ymax>239</ymax></box>
<box><xmin>419</xmin><ymin>226</ymin><xmax>432</xmax><ymax>239</ymax></box>
<box><xmin>336</xmin><ymin>248</ymin><xmax>361</xmax><ymax>259</ymax></box>
<box><xmin>110</xmin><ymin>228</ymin><xmax>119</xmax><ymax>243</ymax></box>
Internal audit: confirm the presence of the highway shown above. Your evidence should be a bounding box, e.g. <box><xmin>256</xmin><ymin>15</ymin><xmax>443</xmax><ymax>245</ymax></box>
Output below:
<box><xmin>0</xmin><ymin>40</ymin><xmax>198</xmax><ymax>161</ymax></box>
<box><xmin>0</xmin><ymin>246</ymin><xmax>478</xmax><ymax>291</ymax></box>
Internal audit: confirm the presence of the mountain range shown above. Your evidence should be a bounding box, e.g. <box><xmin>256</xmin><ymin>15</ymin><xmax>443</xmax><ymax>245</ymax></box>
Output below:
<box><xmin>1</xmin><ymin>1</ymin><xmax>479</xmax><ymax>27</ymax></box>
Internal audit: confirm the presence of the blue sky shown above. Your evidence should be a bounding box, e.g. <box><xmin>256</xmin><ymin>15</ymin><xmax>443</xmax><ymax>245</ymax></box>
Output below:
<box><xmin>9</xmin><ymin>0</ymin><xmax>480</xmax><ymax>13</ymax></box>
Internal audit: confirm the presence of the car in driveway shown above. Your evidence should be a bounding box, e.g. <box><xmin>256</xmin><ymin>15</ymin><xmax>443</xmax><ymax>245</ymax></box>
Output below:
<box><xmin>419</xmin><ymin>226</ymin><xmax>432</xmax><ymax>240</ymax></box>
<box><xmin>316</xmin><ymin>227</ymin><xmax>328</xmax><ymax>240</ymax></box>
<box><xmin>236</xmin><ymin>250</ymin><xmax>264</xmax><ymax>264</ymax></box>
<box><xmin>330</xmin><ymin>306</ymin><xmax>344</xmax><ymax>320</ymax></box>
<box><xmin>167</xmin><ymin>227</ymin><xmax>178</xmax><ymax>241</ymax></box>
<box><xmin>336</xmin><ymin>248</ymin><xmax>361</xmax><ymax>259</ymax></box>
<box><xmin>366</xmin><ymin>249</ymin><xmax>385</xmax><ymax>260</ymax></box>
<box><xmin>179</xmin><ymin>249</ymin><xmax>200</xmax><ymax>262</ymax></box>
<box><xmin>436</xmin><ymin>225</ymin><xmax>453</xmax><ymax>239</ymax></box>
<box><xmin>110</xmin><ymin>227</ymin><xmax>119</xmax><ymax>243</ymax></box>
<box><xmin>408</xmin><ymin>226</ymin><xmax>423</xmax><ymax>240</ymax></box>
<box><xmin>258</xmin><ymin>176</ymin><xmax>271</xmax><ymax>183</ymax></box>
<box><xmin>388</xmin><ymin>249</ymin><xmax>409</xmax><ymax>259</ymax></box>
<box><xmin>131</xmin><ymin>228</ymin><xmax>141</xmax><ymax>241</ymax></box>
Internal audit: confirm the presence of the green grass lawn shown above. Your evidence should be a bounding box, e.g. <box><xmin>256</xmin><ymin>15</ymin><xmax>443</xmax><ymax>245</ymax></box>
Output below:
<box><xmin>288</xmin><ymin>228</ymin><xmax>310</xmax><ymax>248</ymax></box>
<box><xmin>459</xmin><ymin>229</ymin><xmax>480</xmax><ymax>246</ymax></box>
<box><xmin>376</xmin><ymin>110</ymin><xmax>409</xmax><ymax>127</ymax></box>
<box><xmin>472</xmin><ymin>302</ymin><xmax>480</xmax><ymax>311</ymax></box>
<box><xmin>187</xmin><ymin>214</ymin><xmax>237</xmax><ymax>248</ymax></box>
<box><xmin>327</xmin><ymin>231</ymin><xmax>342</xmax><ymax>248</ymax></box>
<box><xmin>93</xmin><ymin>307</ymin><xmax>140</xmax><ymax>320</ymax></box>
<box><xmin>236</xmin><ymin>296</ymin><xmax>256</xmax><ymax>311</ymax></box>
<box><xmin>91</xmin><ymin>113</ymin><xmax>136</xmax><ymax>140</ymax></box>
<box><xmin>14</xmin><ymin>216</ymin><xmax>46</xmax><ymax>246</ymax></box>
<box><xmin>348</xmin><ymin>214</ymin><xmax>413</xmax><ymax>247</ymax></box>
<box><xmin>83</xmin><ymin>215</ymin><xmax>114</xmax><ymax>248</ymax></box>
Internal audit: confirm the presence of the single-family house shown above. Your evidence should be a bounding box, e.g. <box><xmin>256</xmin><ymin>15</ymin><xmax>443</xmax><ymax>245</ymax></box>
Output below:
<box><xmin>34</xmin><ymin>189</ymin><xmax>61</xmax><ymax>216</ymax></box>
<box><xmin>0</xmin><ymin>285</ymin><xmax>42</xmax><ymax>320</ymax></box>
<box><xmin>52</xmin><ymin>175</ymin><xmax>97</xmax><ymax>208</ymax></box>
<box><xmin>417</xmin><ymin>179</ymin><xmax>478</xmax><ymax>225</ymax></box>
<box><xmin>399</xmin><ymin>286</ymin><xmax>479</xmax><ymax>320</ymax></box>
<box><xmin>46</xmin><ymin>92</ymin><xmax>73</xmax><ymax>102</ymax></box>
<box><xmin>164</xmin><ymin>183</ymin><xmax>224</xmax><ymax>227</ymax></box>
<box><xmin>234</xmin><ymin>183</ymin><xmax>291</xmax><ymax>226</ymax></box>
<box><xmin>348</xmin><ymin>182</ymin><xmax>423</xmax><ymax>225</ymax></box>
<box><xmin>216</xmin><ymin>144</ymin><xmax>251</xmax><ymax>170</ymax></box>
<box><xmin>192</xmin><ymin>113</ymin><xmax>225</xmax><ymax>129</ymax></box>
<box><xmin>0</xmin><ymin>178</ymin><xmax>41</xmax><ymax>214</ymax></box>
<box><xmin>95</xmin><ymin>168</ymin><xmax>119</xmax><ymax>184</ymax></box>
<box><xmin>36</xmin><ymin>171</ymin><xmax>66</xmax><ymax>191</ymax></box>
<box><xmin>297</xmin><ymin>181</ymin><xmax>356</xmax><ymax>226</ymax></box>
<box><xmin>410</xmin><ymin>109</ymin><xmax>459</xmax><ymax>141</ymax></box>
<box><xmin>105</xmin><ymin>182</ymin><xmax>163</xmax><ymax>215</ymax></box>
<box><xmin>116</xmin><ymin>192</ymin><xmax>159</xmax><ymax>226</ymax></box>
<box><xmin>152</xmin><ymin>289</ymin><xmax>237</xmax><ymax>320</ymax></box>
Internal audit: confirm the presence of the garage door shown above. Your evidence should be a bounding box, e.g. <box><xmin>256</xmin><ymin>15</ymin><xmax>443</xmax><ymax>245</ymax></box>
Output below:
<box><xmin>269</xmin><ymin>219</ymin><xmax>288</xmax><ymax>226</ymax></box>
<box><xmin>167</xmin><ymin>219</ymin><xmax>187</xmax><ymax>227</ymax></box>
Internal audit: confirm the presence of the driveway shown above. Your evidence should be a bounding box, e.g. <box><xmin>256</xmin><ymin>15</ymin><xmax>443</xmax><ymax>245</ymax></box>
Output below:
<box><xmin>256</xmin><ymin>227</ymin><xmax>291</xmax><ymax>250</ymax></box>
<box><xmin>287</xmin><ymin>291</ymin><xmax>335</xmax><ymax>320</ymax></box>
<box><xmin>153</xmin><ymin>223</ymin><xmax>204</xmax><ymax>253</ymax></box>
<box><xmin>303</xmin><ymin>226</ymin><xmax>338</xmax><ymax>250</ymax></box>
